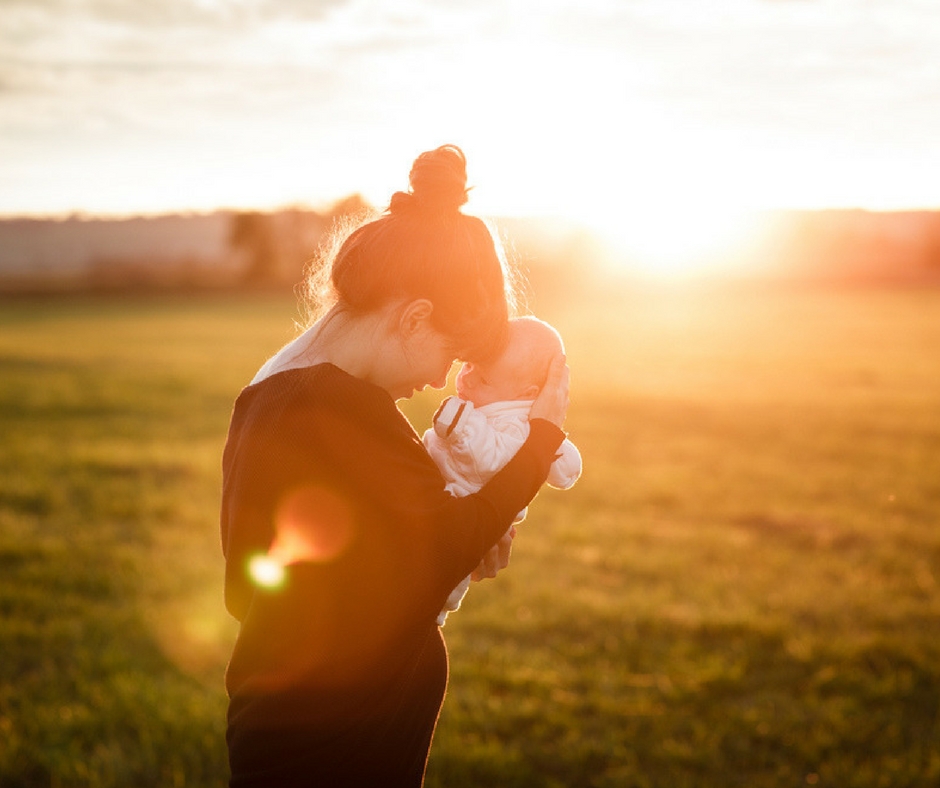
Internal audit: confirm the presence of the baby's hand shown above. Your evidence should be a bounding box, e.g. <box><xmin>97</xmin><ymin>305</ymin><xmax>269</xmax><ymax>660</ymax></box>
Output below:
<box><xmin>529</xmin><ymin>353</ymin><xmax>569</xmax><ymax>429</ymax></box>
<box><xmin>471</xmin><ymin>527</ymin><xmax>514</xmax><ymax>581</ymax></box>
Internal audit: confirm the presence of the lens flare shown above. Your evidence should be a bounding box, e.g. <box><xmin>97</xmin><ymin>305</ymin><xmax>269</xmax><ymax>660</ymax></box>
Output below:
<box><xmin>270</xmin><ymin>485</ymin><xmax>355</xmax><ymax>565</ymax></box>
<box><xmin>246</xmin><ymin>486</ymin><xmax>355</xmax><ymax>590</ymax></box>
<box><xmin>248</xmin><ymin>554</ymin><xmax>286</xmax><ymax>589</ymax></box>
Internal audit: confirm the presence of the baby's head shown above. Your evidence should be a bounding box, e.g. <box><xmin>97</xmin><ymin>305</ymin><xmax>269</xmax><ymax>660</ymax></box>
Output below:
<box><xmin>455</xmin><ymin>316</ymin><xmax>564</xmax><ymax>407</ymax></box>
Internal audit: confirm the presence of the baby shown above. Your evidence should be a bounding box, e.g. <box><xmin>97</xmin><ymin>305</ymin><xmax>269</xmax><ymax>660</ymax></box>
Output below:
<box><xmin>423</xmin><ymin>315</ymin><xmax>582</xmax><ymax>625</ymax></box>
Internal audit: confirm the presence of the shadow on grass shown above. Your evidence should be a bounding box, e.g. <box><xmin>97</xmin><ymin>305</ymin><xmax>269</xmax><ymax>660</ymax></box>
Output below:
<box><xmin>0</xmin><ymin>349</ymin><xmax>230</xmax><ymax>787</ymax></box>
<box><xmin>0</xmin><ymin>531</ymin><xmax>230</xmax><ymax>788</ymax></box>
<box><xmin>432</xmin><ymin>615</ymin><xmax>940</xmax><ymax>788</ymax></box>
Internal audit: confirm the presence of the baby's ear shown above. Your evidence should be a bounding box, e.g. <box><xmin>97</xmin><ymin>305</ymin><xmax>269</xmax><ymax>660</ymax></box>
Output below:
<box><xmin>522</xmin><ymin>384</ymin><xmax>540</xmax><ymax>399</ymax></box>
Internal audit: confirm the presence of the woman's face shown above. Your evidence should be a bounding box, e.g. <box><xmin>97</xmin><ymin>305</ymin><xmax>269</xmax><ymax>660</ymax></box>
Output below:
<box><xmin>395</xmin><ymin>323</ymin><xmax>458</xmax><ymax>400</ymax></box>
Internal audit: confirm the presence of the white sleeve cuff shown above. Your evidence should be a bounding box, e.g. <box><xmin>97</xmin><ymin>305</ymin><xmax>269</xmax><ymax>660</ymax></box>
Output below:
<box><xmin>432</xmin><ymin>396</ymin><xmax>474</xmax><ymax>439</ymax></box>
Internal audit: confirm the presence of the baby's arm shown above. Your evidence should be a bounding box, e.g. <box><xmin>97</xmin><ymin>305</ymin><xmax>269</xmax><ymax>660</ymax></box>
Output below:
<box><xmin>546</xmin><ymin>437</ymin><xmax>582</xmax><ymax>489</ymax></box>
<box><xmin>432</xmin><ymin>397</ymin><xmax>528</xmax><ymax>478</ymax></box>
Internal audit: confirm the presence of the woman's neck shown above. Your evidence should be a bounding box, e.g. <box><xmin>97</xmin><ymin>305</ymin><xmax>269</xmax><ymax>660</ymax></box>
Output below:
<box><xmin>311</xmin><ymin>306</ymin><xmax>384</xmax><ymax>379</ymax></box>
<box><xmin>251</xmin><ymin>305</ymin><xmax>395</xmax><ymax>389</ymax></box>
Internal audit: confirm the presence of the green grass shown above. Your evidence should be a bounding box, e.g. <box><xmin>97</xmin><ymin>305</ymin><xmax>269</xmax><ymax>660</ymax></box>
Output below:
<box><xmin>1</xmin><ymin>285</ymin><xmax>938</xmax><ymax>787</ymax></box>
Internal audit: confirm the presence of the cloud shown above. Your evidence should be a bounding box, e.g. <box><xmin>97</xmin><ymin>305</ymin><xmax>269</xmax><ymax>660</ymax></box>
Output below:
<box><xmin>533</xmin><ymin>0</ymin><xmax>940</xmax><ymax>149</ymax></box>
<box><xmin>1</xmin><ymin>0</ymin><xmax>939</xmax><ymax>214</ymax></box>
<box><xmin>0</xmin><ymin>0</ymin><xmax>358</xmax><ymax>116</ymax></box>
<box><xmin>2</xmin><ymin>0</ymin><xmax>353</xmax><ymax>30</ymax></box>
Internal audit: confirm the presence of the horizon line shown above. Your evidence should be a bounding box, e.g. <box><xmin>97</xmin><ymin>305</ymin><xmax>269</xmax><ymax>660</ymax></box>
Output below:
<box><xmin>4</xmin><ymin>202</ymin><xmax>940</xmax><ymax>223</ymax></box>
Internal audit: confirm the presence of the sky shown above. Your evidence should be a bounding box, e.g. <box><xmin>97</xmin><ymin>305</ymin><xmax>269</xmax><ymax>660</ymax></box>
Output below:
<box><xmin>2</xmin><ymin>0</ymin><xmax>940</xmax><ymax>234</ymax></box>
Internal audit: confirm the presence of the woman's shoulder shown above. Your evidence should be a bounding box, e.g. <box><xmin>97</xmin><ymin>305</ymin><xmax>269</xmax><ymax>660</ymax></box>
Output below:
<box><xmin>232</xmin><ymin>363</ymin><xmax>412</xmax><ymax>444</ymax></box>
<box><xmin>243</xmin><ymin>363</ymin><xmax>365</xmax><ymax>397</ymax></box>
<box><xmin>227</xmin><ymin>364</ymin><xmax>437</xmax><ymax>491</ymax></box>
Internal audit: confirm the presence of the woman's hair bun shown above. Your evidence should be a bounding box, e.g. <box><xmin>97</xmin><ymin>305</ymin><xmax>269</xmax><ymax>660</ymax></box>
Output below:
<box><xmin>392</xmin><ymin>144</ymin><xmax>469</xmax><ymax>216</ymax></box>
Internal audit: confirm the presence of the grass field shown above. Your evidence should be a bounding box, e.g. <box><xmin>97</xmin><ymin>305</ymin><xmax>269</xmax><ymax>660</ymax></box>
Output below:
<box><xmin>1</xmin><ymin>283</ymin><xmax>938</xmax><ymax>787</ymax></box>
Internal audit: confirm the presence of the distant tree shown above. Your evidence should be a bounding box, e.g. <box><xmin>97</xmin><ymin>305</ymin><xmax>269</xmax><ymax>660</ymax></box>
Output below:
<box><xmin>923</xmin><ymin>213</ymin><xmax>940</xmax><ymax>270</ymax></box>
<box><xmin>324</xmin><ymin>194</ymin><xmax>373</xmax><ymax>227</ymax></box>
<box><xmin>230</xmin><ymin>211</ymin><xmax>277</xmax><ymax>285</ymax></box>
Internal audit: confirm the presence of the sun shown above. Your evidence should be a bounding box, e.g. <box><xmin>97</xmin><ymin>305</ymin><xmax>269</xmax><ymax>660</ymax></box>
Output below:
<box><xmin>450</xmin><ymin>101</ymin><xmax>775</xmax><ymax>280</ymax></box>
<box><xmin>589</xmin><ymin>201</ymin><xmax>765</xmax><ymax>279</ymax></box>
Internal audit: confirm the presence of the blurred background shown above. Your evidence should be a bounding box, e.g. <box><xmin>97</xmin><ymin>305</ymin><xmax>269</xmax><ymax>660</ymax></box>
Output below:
<box><xmin>2</xmin><ymin>2</ymin><xmax>939</xmax><ymax>787</ymax></box>
<box><xmin>2</xmin><ymin>0</ymin><xmax>940</xmax><ymax>291</ymax></box>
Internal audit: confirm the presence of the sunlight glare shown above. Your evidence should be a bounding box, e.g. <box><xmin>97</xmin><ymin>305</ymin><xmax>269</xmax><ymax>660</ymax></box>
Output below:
<box><xmin>245</xmin><ymin>486</ymin><xmax>355</xmax><ymax>591</ymax></box>
<box><xmin>249</xmin><ymin>554</ymin><xmax>286</xmax><ymax>590</ymax></box>
<box><xmin>593</xmin><ymin>201</ymin><xmax>764</xmax><ymax>278</ymax></box>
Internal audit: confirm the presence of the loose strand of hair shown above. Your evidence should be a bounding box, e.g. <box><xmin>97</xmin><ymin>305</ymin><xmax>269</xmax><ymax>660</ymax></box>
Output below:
<box><xmin>297</xmin><ymin>205</ymin><xmax>379</xmax><ymax>329</ymax></box>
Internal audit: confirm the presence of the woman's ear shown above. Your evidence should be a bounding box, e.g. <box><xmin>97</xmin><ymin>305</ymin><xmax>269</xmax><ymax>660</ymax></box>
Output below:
<box><xmin>399</xmin><ymin>299</ymin><xmax>434</xmax><ymax>339</ymax></box>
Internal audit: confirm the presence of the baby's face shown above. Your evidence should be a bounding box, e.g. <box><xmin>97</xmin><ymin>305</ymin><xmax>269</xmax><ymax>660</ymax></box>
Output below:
<box><xmin>456</xmin><ymin>318</ymin><xmax>560</xmax><ymax>407</ymax></box>
<box><xmin>455</xmin><ymin>352</ymin><xmax>534</xmax><ymax>407</ymax></box>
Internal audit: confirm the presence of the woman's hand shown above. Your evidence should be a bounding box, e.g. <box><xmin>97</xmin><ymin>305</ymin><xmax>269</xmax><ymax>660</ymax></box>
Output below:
<box><xmin>529</xmin><ymin>353</ymin><xmax>570</xmax><ymax>429</ymax></box>
<box><xmin>470</xmin><ymin>526</ymin><xmax>516</xmax><ymax>581</ymax></box>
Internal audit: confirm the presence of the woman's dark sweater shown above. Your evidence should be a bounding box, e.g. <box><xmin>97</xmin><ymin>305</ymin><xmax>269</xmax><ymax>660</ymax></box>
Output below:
<box><xmin>220</xmin><ymin>364</ymin><xmax>564</xmax><ymax>787</ymax></box>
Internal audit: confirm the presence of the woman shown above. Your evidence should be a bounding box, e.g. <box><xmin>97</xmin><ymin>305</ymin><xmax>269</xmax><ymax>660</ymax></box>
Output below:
<box><xmin>220</xmin><ymin>145</ymin><xmax>569</xmax><ymax>787</ymax></box>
